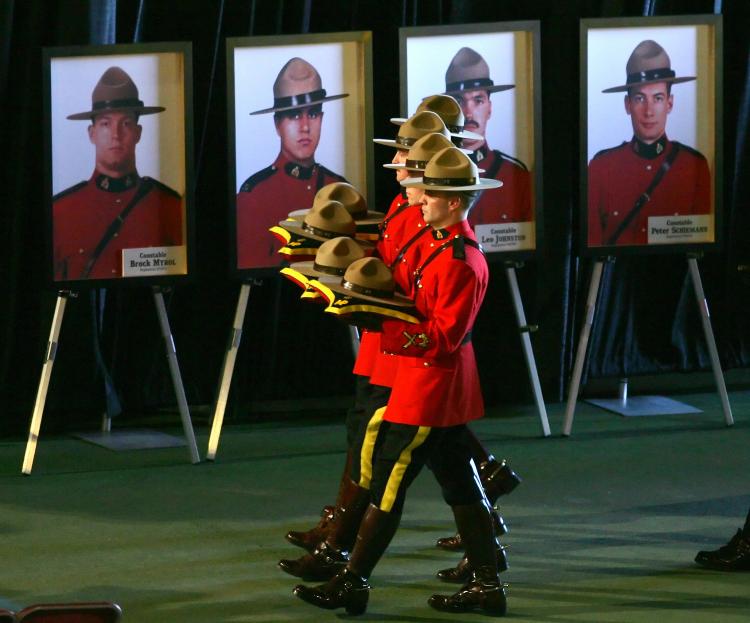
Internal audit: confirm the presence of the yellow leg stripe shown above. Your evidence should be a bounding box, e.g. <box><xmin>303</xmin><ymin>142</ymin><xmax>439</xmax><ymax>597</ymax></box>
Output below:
<box><xmin>358</xmin><ymin>406</ymin><xmax>386</xmax><ymax>489</ymax></box>
<box><xmin>380</xmin><ymin>426</ymin><xmax>431</xmax><ymax>513</ymax></box>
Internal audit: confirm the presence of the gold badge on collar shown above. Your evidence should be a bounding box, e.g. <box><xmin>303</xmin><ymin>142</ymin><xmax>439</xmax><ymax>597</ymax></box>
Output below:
<box><xmin>656</xmin><ymin>142</ymin><xmax>664</xmax><ymax>155</ymax></box>
<box><xmin>291</xmin><ymin>165</ymin><xmax>300</xmax><ymax>178</ymax></box>
<box><xmin>401</xmin><ymin>330</ymin><xmax>430</xmax><ymax>349</ymax></box>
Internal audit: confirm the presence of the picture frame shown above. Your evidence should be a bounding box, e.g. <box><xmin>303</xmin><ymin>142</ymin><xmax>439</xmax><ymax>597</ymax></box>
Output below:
<box><xmin>44</xmin><ymin>42</ymin><xmax>194</xmax><ymax>287</ymax></box>
<box><xmin>228</xmin><ymin>32</ymin><xmax>374</xmax><ymax>276</ymax></box>
<box><xmin>581</xmin><ymin>15</ymin><xmax>722</xmax><ymax>256</ymax></box>
<box><xmin>399</xmin><ymin>21</ymin><xmax>543</xmax><ymax>260</ymax></box>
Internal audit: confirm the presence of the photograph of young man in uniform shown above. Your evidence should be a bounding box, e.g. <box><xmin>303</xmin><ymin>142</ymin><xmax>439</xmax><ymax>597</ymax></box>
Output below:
<box><xmin>53</xmin><ymin>66</ymin><xmax>184</xmax><ymax>281</ymax></box>
<box><xmin>236</xmin><ymin>57</ymin><xmax>349</xmax><ymax>269</ymax></box>
<box><xmin>443</xmin><ymin>46</ymin><xmax>532</xmax><ymax>229</ymax></box>
<box><xmin>587</xmin><ymin>39</ymin><xmax>711</xmax><ymax>248</ymax></box>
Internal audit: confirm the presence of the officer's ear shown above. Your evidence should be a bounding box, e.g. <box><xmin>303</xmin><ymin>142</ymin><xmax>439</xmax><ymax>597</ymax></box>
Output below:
<box><xmin>135</xmin><ymin>123</ymin><xmax>142</xmax><ymax>144</ymax></box>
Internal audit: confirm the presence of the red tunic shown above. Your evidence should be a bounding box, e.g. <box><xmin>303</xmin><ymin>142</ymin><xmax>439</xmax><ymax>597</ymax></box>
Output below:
<box><xmin>53</xmin><ymin>172</ymin><xmax>183</xmax><ymax>281</ymax></box>
<box><xmin>379</xmin><ymin>220</ymin><xmax>488</xmax><ymax>426</ymax></box>
<box><xmin>587</xmin><ymin>137</ymin><xmax>711</xmax><ymax>247</ymax></box>
<box><xmin>468</xmin><ymin>144</ymin><xmax>532</xmax><ymax>227</ymax></box>
<box><xmin>236</xmin><ymin>153</ymin><xmax>346</xmax><ymax>269</ymax></box>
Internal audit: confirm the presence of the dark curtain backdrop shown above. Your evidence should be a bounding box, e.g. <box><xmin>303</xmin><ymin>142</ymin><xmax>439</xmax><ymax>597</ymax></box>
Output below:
<box><xmin>1</xmin><ymin>0</ymin><xmax>748</xmax><ymax>435</ymax></box>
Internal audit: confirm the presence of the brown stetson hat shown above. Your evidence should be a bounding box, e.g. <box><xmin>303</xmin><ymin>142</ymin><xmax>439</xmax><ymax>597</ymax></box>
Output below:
<box><xmin>373</xmin><ymin>110</ymin><xmax>451</xmax><ymax>149</ymax></box>
<box><xmin>602</xmin><ymin>40</ymin><xmax>696</xmax><ymax>93</ymax></box>
<box><xmin>250</xmin><ymin>57</ymin><xmax>349</xmax><ymax>115</ymax></box>
<box><xmin>67</xmin><ymin>66</ymin><xmax>165</xmax><ymax>120</ymax></box>
<box><xmin>444</xmin><ymin>47</ymin><xmax>514</xmax><ymax>96</ymax></box>
<box><xmin>281</xmin><ymin>236</ymin><xmax>367</xmax><ymax>294</ymax></box>
<box><xmin>389</xmin><ymin>94</ymin><xmax>482</xmax><ymax>142</ymax></box>
<box><xmin>287</xmin><ymin>182</ymin><xmax>384</xmax><ymax>228</ymax></box>
<box><xmin>272</xmin><ymin>200</ymin><xmax>373</xmax><ymax>258</ymax></box>
<box><xmin>384</xmin><ymin>132</ymin><xmax>483</xmax><ymax>173</ymax></box>
<box><xmin>402</xmin><ymin>146</ymin><xmax>502</xmax><ymax>192</ymax></box>
<box><xmin>311</xmin><ymin>257</ymin><xmax>420</xmax><ymax>324</ymax></box>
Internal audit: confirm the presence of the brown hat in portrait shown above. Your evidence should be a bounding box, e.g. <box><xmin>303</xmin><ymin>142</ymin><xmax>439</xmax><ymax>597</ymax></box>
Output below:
<box><xmin>67</xmin><ymin>66</ymin><xmax>165</xmax><ymax>120</ymax></box>
<box><xmin>444</xmin><ymin>47</ymin><xmax>514</xmax><ymax>96</ymax></box>
<box><xmin>602</xmin><ymin>40</ymin><xmax>696</xmax><ymax>93</ymax></box>
<box><xmin>250</xmin><ymin>57</ymin><xmax>349</xmax><ymax>115</ymax></box>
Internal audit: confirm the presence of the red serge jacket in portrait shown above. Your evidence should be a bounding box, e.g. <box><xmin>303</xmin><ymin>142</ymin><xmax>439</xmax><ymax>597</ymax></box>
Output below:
<box><xmin>379</xmin><ymin>219</ymin><xmax>488</xmax><ymax>427</ymax></box>
<box><xmin>587</xmin><ymin>136</ymin><xmax>711</xmax><ymax>247</ymax></box>
<box><xmin>236</xmin><ymin>153</ymin><xmax>346</xmax><ymax>269</ymax></box>
<box><xmin>468</xmin><ymin>144</ymin><xmax>532</xmax><ymax>227</ymax></box>
<box><xmin>53</xmin><ymin>172</ymin><xmax>183</xmax><ymax>281</ymax></box>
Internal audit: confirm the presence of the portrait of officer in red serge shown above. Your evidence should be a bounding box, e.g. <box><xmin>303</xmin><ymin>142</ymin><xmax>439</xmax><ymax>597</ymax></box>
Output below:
<box><xmin>53</xmin><ymin>66</ymin><xmax>183</xmax><ymax>281</ymax></box>
<box><xmin>443</xmin><ymin>46</ymin><xmax>532</xmax><ymax>228</ymax></box>
<box><xmin>587</xmin><ymin>39</ymin><xmax>711</xmax><ymax>248</ymax></box>
<box><xmin>236</xmin><ymin>57</ymin><xmax>349</xmax><ymax>270</ymax></box>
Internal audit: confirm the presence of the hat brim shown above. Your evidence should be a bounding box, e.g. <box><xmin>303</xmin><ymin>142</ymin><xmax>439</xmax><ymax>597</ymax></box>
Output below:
<box><xmin>445</xmin><ymin>84</ymin><xmax>515</xmax><ymax>96</ymax></box>
<box><xmin>401</xmin><ymin>176</ymin><xmax>502</xmax><ymax>192</ymax></box>
<box><xmin>314</xmin><ymin>276</ymin><xmax>415</xmax><ymax>309</ymax></box>
<box><xmin>287</xmin><ymin>208</ymin><xmax>385</xmax><ymax>227</ymax></box>
<box><xmin>249</xmin><ymin>93</ymin><xmax>349</xmax><ymax>115</ymax></box>
<box><xmin>387</xmin><ymin>118</ymin><xmax>483</xmax><ymax>143</ymax></box>
<box><xmin>67</xmin><ymin>105</ymin><xmax>165</xmax><ymax>120</ymax></box>
<box><xmin>384</xmin><ymin>159</ymin><xmax>481</xmax><ymax>171</ymax></box>
<box><xmin>275</xmin><ymin>221</ymin><xmax>375</xmax><ymax>250</ymax></box>
<box><xmin>310</xmin><ymin>279</ymin><xmax>420</xmax><ymax>324</ymax></box>
<box><xmin>602</xmin><ymin>76</ymin><xmax>696</xmax><ymax>93</ymax></box>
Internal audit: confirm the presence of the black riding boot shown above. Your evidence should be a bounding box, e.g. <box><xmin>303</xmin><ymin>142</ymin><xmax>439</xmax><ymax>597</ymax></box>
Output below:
<box><xmin>285</xmin><ymin>451</ymin><xmax>352</xmax><ymax>551</ymax></box>
<box><xmin>293</xmin><ymin>504</ymin><xmax>401</xmax><ymax>615</ymax></box>
<box><xmin>429</xmin><ymin>501</ymin><xmax>507</xmax><ymax>616</ymax></box>
<box><xmin>279</xmin><ymin>479</ymin><xmax>370</xmax><ymax>580</ymax></box>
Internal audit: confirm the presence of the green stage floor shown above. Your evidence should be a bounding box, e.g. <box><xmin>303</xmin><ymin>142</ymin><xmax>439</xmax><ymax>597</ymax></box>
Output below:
<box><xmin>1</xmin><ymin>390</ymin><xmax>749</xmax><ymax>622</ymax></box>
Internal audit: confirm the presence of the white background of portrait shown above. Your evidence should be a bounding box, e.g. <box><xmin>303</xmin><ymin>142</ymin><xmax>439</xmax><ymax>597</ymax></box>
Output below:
<box><xmin>233</xmin><ymin>41</ymin><xmax>365</xmax><ymax>193</ymax></box>
<box><xmin>587</xmin><ymin>25</ymin><xmax>714</xmax><ymax>164</ymax></box>
<box><xmin>50</xmin><ymin>52</ymin><xmax>186</xmax><ymax>195</ymax></box>
<box><xmin>404</xmin><ymin>30</ymin><xmax>534</xmax><ymax>169</ymax></box>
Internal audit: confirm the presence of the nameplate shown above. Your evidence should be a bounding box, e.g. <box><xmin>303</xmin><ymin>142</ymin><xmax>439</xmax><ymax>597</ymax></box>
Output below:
<box><xmin>647</xmin><ymin>215</ymin><xmax>713</xmax><ymax>245</ymax></box>
<box><xmin>122</xmin><ymin>246</ymin><xmax>187</xmax><ymax>277</ymax></box>
<box><xmin>475</xmin><ymin>221</ymin><xmax>535</xmax><ymax>252</ymax></box>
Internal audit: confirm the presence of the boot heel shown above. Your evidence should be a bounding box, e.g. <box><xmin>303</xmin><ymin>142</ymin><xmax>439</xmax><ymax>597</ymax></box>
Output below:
<box><xmin>344</xmin><ymin>589</ymin><xmax>368</xmax><ymax>615</ymax></box>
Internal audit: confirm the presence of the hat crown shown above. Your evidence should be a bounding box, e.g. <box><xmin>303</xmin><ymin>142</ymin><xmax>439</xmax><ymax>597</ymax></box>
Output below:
<box><xmin>344</xmin><ymin>257</ymin><xmax>394</xmax><ymax>292</ymax></box>
<box><xmin>445</xmin><ymin>47</ymin><xmax>490</xmax><ymax>85</ymax></box>
<box><xmin>316</xmin><ymin>236</ymin><xmax>365</xmax><ymax>269</ymax></box>
<box><xmin>273</xmin><ymin>57</ymin><xmax>323</xmax><ymax>99</ymax></box>
<box><xmin>424</xmin><ymin>146</ymin><xmax>478</xmax><ymax>180</ymax></box>
<box><xmin>91</xmin><ymin>66</ymin><xmax>140</xmax><ymax>107</ymax></box>
<box><xmin>416</xmin><ymin>94</ymin><xmax>465</xmax><ymax>129</ymax></box>
<box><xmin>315</xmin><ymin>182</ymin><xmax>367</xmax><ymax>217</ymax></box>
<box><xmin>399</xmin><ymin>110</ymin><xmax>450</xmax><ymax>141</ymax></box>
<box><xmin>626</xmin><ymin>40</ymin><xmax>672</xmax><ymax>76</ymax></box>
<box><xmin>304</xmin><ymin>200</ymin><xmax>356</xmax><ymax>235</ymax></box>
<box><xmin>406</xmin><ymin>133</ymin><xmax>455</xmax><ymax>168</ymax></box>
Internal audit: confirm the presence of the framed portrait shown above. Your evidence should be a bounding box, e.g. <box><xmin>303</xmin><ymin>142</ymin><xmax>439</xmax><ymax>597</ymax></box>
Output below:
<box><xmin>44</xmin><ymin>42</ymin><xmax>193</xmax><ymax>286</ymax></box>
<box><xmin>399</xmin><ymin>21</ymin><xmax>543</xmax><ymax>259</ymax></box>
<box><xmin>228</xmin><ymin>32</ymin><xmax>374</xmax><ymax>276</ymax></box>
<box><xmin>581</xmin><ymin>15</ymin><xmax>722</xmax><ymax>255</ymax></box>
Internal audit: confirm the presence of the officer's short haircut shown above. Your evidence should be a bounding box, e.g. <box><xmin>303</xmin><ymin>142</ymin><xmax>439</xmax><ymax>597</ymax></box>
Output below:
<box><xmin>456</xmin><ymin>190</ymin><xmax>481</xmax><ymax>212</ymax></box>
<box><xmin>274</xmin><ymin>103</ymin><xmax>323</xmax><ymax>123</ymax></box>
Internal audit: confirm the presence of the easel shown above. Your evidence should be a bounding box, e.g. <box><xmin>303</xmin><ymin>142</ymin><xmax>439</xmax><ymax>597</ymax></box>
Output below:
<box><xmin>562</xmin><ymin>253</ymin><xmax>734</xmax><ymax>436</ymax></box>
<box><xmin>206</xmin><ymin>280</ymin><xmax>362</xmax><ymax>460</ymax></box>
<box><xmin>22</xmin><ymin>286</ymin><xmax>200</xmax><ymax>474</ymax></box>
<box><xmin>503</xmin><ymin>261</ymin><xmax>551</xmax><ymax>437</ymax></box>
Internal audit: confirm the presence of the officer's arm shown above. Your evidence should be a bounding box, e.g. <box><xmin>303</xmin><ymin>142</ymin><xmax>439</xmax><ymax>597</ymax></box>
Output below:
<box><xmin>379</xmin><ymin>260</ymin><xmax>480</xmax><ymax>359</ymax></box>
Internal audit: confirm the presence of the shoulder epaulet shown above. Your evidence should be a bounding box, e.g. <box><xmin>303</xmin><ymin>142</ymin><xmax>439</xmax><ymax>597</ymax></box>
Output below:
<box><xmin>493</xmin><ymin>150</ymin><xmax>528</xmax><ymax>171</ymax></box>
<box><xmin>670</xmin><ymin>141</ymin><xmax>707</xmax><ymax>161</ymax></box>
<box><xmin>319</xmin><ymin>165</ymin><xmax>347</xmax><ymax>183</ymax></box>
<box><xmin>239</xmin><ymin>166</ymin><xmax>277</xmax><ymax>193</ymax></box>
<box><xmin>591</xmin><ymin>142</ymin><xmax>628</xmax><ymax>161</ymax></box>
<box><xmin>143</xmin><ymin>176</ymin><xmax>181</xmax><ymax>200</ymax></box>
<box><xmin>53</xmin><ymin>180</ymin><xmax>87</xmax><ymax>202</ymax></box>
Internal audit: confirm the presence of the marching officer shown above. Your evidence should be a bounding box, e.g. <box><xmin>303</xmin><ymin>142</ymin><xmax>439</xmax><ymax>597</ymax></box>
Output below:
<box><xmin>293</xmin><ymin>147</ymin><xmax>508</xmax><ymax>616</ymax></box>
<box><xmin>587</xmin><ymin>39</ymin><xmax>711</xmax><ymax>247</ymax></box>
<box><xmin>236</xmin><ymin>57</ymin><xmax>348</xmax><ymax>269</ymax></box>
<box><xmin>53</xmin><ymin>66</ymin><xmax>183</xmax><ymax>281</ymax></box>
<box><xmin>444</xmin><ymin>47</ymin><xmax>532</xmax><ymax>227</ymax></box>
